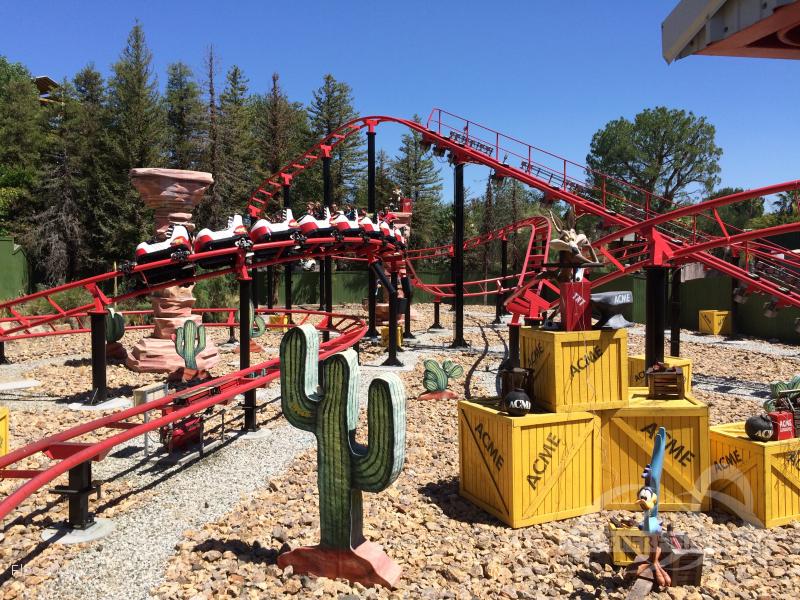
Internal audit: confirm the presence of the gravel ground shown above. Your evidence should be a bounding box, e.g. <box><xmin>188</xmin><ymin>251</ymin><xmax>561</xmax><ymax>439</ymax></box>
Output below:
<box><xmin>1</xmin><ymin>303</ymin><xmax>799</xmax><ymax>599</ymax></box>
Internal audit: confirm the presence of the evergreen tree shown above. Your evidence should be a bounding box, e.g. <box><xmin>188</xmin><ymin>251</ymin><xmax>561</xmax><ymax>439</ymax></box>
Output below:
<box><xmin>107</xmin><ymin>22</ymin><xmax>166</xmax><ymax>256</ymax></box>
<box><xmin>197</xmin><ymin>45</ymin><xmax>222</xmax><ymax>227</ymax></box>
<box><xmin>391</xmin><ymin>115</ymin><xmax>443</xmax><ymax>249</ymax></box>
<box><xmin>0</xmin><ymin>56</ymin><xmax>43</xmax><ymax>233</ymax></box>
<box><xmin>354</xmin><ymin>149</ymin><xmax>396</xmax><ymax>208</ymax></box>
<box><xmin>306</xmin><ymin>74</ymin><xmax>363</xmax><ymax>205</ymax></box>
<box><xmin>215</xmin><ymin>65</ymin><xmax>256</xmax><ymax>220</ymax></box>
<box><xmin>28</xmin><ymin>83</ymin><xmax>84</xmax><ymax>284</ymax></box>
<box><xmin>165</xmin><ymin>62</ymin><xmax>205</xmax><ymax>170</ymax></box>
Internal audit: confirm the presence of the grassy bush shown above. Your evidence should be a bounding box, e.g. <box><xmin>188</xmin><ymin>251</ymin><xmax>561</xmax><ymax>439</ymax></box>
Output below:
<box><xmin>194</xmin><ymin>275</ymin><xmax>238</xmax><ymax>323</ymax></box>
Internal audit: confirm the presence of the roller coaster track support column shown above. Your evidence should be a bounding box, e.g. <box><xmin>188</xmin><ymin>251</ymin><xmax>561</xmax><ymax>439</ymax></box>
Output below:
<box><xmin>0</xmin><ymin>341</ymin><xmax>7</xmax><ymax>364</ymax></box>
<box><xmin>266</xmin><ymin>267</ymin><xmax>274</xmax><ymax>309</ymax></box>
<box><xmin>670</xmin><ymin>267</ymin><xmax>681</xmax><ymax>357</ymax></box>
<box><xmin>89</xmin><ymin>310</ymin><xmax>107</xmax><ymax>405</ymax></box>
<box><xmin>645</xmin><ymin>267</ymin><xmax>667</xmax><ymax>369</ymax></box>
<box><xmin>430</xmin><ymin>300</ymin><xmax>444</xmax><ymax>330</ymax></box>
<box><xmin>494</xmin><ymin>237</ymin><xmax>509</xmax><ymax>324</ymax></box>
<box><xmin>283</xmin><ymin>179</ymin><xmax>293</xmax><ymax>324</ymax></box>
<box><xmin>451</xmin><ymin>161</ymin><xmax>467</xmax><ymax>348</ymax></box>
<box><xmin>323</xmin><ymin>153</ymin><xmax>333</xmax><ymax>343</ymax></box>
<box><xmin>366</xmin><ymin>127</ymin><xmax>379</xmax><ymax>339</ymax></box>
<box><xmin>506</xmin><ymin>324</ymin><xmax>521</xmax><ymax>370</ymax></box>
<box><xmin>53</xmin><ymin>461</ymin><xmax>98</xmax><ymax>530</ymax></box>
<box><xmin>240</xmin><ymin>274</ymin><xmax>258</xmax><ymax>432</ymax></box>
<box><xmin>372</xmin><ymin>262</ymin><xmax>402</xmax><ymax>367</ymax></box>
<box><xmin>402</xmin><ymin>275</ymin><xmax>415</xmax><ymax>340</ymax></box>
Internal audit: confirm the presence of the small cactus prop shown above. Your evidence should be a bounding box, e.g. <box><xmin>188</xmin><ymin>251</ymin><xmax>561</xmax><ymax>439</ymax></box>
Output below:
<box><xmin>277</xmin><ymin>324</ymin><xmax>406</xmax><ymax>588</ymax></box>
<box><xmin>174</xmin><ymin>320</ymin><xmax>206</xmax><ymax>371</ymax></box>
<box><xmin>235</xmin><ymin>302</ymin><xmax>267</xmax><ymax>353</ymax></box>
<box><xmin>104</xmin><ymin>308</ymin><xmax>127</xmax><ymax>360</ymax></box>
<box><xmin>765</xmin><ymin>374</ymin><xmax>800</xmax><ymax>412</ymax></box>
<box><xmin>419</xmin><ymin>359</ymin><xmax>463</xmax><ymax>401</ymax></box>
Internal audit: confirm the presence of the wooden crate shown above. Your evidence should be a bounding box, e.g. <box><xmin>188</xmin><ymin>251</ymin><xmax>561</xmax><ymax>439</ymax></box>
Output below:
<box><xmin>710</xmin><ymin>422</ymin><xmax>800</xmax><ymax>528</ymax></box>
<box><xmin>606</xmin><ymin>525</ymin><xmax>649</xmax><ymax>566</ymax></box>
<box><xmin>648</xmin><ymin>368</ymin><xmax>685</xmax><ymax>400</ymax></box>
<box><xmin>520</xmin><ymin>328</ymin><xmax>628</xmax><ymax>412</ymax></box>
<box><xmin>268</xmin><ymin>314</ymin><xmax>289</xmax><ymax>333</ymax></box>
<box><xmin>628</xmin><ymin>355</ymin><xmax>692</xmax><ymax>392</ymax></box>
<box><xmin>0</xmin><ymin>407</ymin><xmax>7</xmax><ymax>456</ymax></box>
<box><xmin>379</xmin><ymin>325</ymin><xmax>403</xmax><ymax>347</ymax></box>
<box><xmin>599</xmin><ymin>389</ymin><xmax>710</xmax><ymax>511</ymax></box>
<box><xmin>458</xmin><ymin>400</ymin><xmax>601</xmax><ymax>528</ymax></box>
<box><xmin>698</xmin><ymin>309</ymin><xmax>732</xmax><ymax>335</ymax></box>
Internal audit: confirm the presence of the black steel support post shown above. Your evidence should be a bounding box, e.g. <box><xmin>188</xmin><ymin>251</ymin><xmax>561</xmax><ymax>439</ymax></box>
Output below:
<box><xmin>507</xmin><ymin>324</ymin><xmax>521</xmax><ymax>370</ymax></box>
<box><xmin>366</xmin><ymin>131</ymin><xmax>379</xmax><ymax>339</ymax></box>
<box><xmin>401</xmin><ymin>276</ymin><xmax>415</xmax><ymax>339</ymax></box>
<box><xmin>645</xmin><ymin>267</ymin><xmax>667</xmax><ymax>369</ymax></box>
<box><xmin>283</xmin><ymin>182</ymin><xmax>293</xmax><ymax>322</ymax></box>
<box><xmin>89</xmin><ymin>311</ymin><xmax>107</xmax><ymax>405</ymax></box>
<box><xmin>240</xmin><ymin>276</ymin><xmax>257</xmax><ymax>432</ymax></box>
<box><xmin>54</xmin><ymin>461</ymin><xmax>96</xmax><ymax>530</ymax></box>
<box><xmin>670</xmin><ymin>267</ymin><xmax>681</xmax><ymax>357</ymax></box>
<box><xmin>494</xmin><ymin>238</ymin><xmax>509</xmax><ymax>324</ymax></box>
<box><xmin>451</xmin><ymin>162</ymin><xmax>467</xmax><ymax>347</ymax></box>
<box><xmin>372</xmin><ymin>262</ymin><xmax>402</xmax><ymax>367</ymax></box>
<box><xmin>0</xmin><ymin>341</ymin><xmax>7</xmax><ymax>364</ymax></box>
<box><xmin>266</xmin><ymin>266</ymin><xmax>274</xmax><ymax>309</ymax></box>
<box><xmin>323</xmin><ymin>155</ymin><xmax>334</xmax><ymax>343</ymax></box>
<box><xmin>318</xmin><ymin>260</ymin><xmax>326</xmax><ymax>310</ymax></box>
<box><xmin>430</xmin><ymin>301</ymin><xmax>444</xmax><ymax>329</ymax></box>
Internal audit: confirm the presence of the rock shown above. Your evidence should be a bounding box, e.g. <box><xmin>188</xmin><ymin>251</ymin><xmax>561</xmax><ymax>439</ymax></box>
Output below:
<box><xmin>282</xmin><ymin>578</ymin><xmax>302</xmax><ymax>594</ymax></box>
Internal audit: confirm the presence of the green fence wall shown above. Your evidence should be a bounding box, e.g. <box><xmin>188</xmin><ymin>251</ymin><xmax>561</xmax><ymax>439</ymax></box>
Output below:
<box><xmin>0</xmin><ymin>236</ymin><xmax>29</xmax><ymax>301</ymax></box>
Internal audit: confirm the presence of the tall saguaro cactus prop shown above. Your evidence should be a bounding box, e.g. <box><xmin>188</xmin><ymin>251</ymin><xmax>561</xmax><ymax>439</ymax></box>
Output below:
<box><xmin>277</xmin><ymin>325</ymin><xmax>406</xmax><ymax>588</ymax></box>
<box><xmin>172</xmin><ymin>320</ymin><xmax>208</xmax><ymax>381</ymax></box>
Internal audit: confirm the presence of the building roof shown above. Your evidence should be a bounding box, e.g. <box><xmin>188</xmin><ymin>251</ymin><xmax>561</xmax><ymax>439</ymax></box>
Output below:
<box><xmin>662</xmin><ymin>0</ymin><xmax>800</xmax><ymax>62</ymax></box>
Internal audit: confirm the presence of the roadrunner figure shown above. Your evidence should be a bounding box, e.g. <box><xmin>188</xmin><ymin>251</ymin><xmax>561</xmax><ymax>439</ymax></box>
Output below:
<box><xmin>636</xmin><ymin>426</ymin><xmax>671</xmax><ymax>587</ymax></box>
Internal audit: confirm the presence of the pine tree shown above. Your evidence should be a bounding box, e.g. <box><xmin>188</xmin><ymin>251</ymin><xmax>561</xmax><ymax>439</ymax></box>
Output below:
<box><xmin>215</xmin><ymin>65</ymin><xmax>256</xmax><ymax>221</ymax></box>
<box><xmin>306</xmin><ymin>74</ymin><xmax>363</xmax><ymax>205</ymax></box>
<box><xmin>354</xmin><ymin>149</ymin><xmax>396</xmax><ymax>208</ymax></box>
<box><xmin>165</xmin><ymin>62</ymin><xmax>205</xmax><ymax>170</ymax></box>
<box><xmin>197</xmin><ymin>45</ymin><xmax>222</xmax><ymax>227</ymax></box>
<box><xmin>71</xmin><ymin>65</ymin><xmax>119</xmax><ymax>273</ymax></box>
<box><xmin>107</xmin><ymin>22</ymin><xmax>166</xmax><ymax>256</ymax></box>
<box><xmin>0</xmin><ymin>56</ymin><xmax>43</xmax><ymax>234</ymax></box>
<box><xmin>391</xmin><ymin>115</ymin><xmax>443</xmax><ymax>249</ymax></box>
<box><xmin>28</xmin><ymin>83</ymin><xmax>84</xmax><ymax>284</ymax></box>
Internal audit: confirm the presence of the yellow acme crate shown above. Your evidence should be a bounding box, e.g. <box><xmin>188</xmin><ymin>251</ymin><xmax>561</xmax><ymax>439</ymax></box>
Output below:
<box><xmin>0</xmin><ymin>407</ymin><xmax>8</xmax><ymax>456</ymax></box>
<box><xmin>458</xmin><ymin>400</ymin><xmax>601</xmax><ymax>528</ymax></box>
<box><xmin>710</xmin><ymin>422</ymin><xmax>800</xmax><ymax>528</ymax></box>
<box><xmin>698</xmin><ymin>310</ymin><xmax>732</xmax><ymax>335</ymax></box>
<box><xmin>268</xmin><ymin>314</ymin><xmax>289</xmax><ymax>333</ymax></box>
<box><xmin>599</xmin><ymin>388</ymin><xmax>710</xmax><ymax>512</ymax></box>
<box><xmin>379</xmin><ymin>325</ymin><xmax>403</xmax><ymax>348</ymax></box>
<box><xmin>628</xmin><ymin>355</ymin><xmax>692</xmax><ymax>393</ymax></box>
<box><xmin>520</xmin><ymin>327</ymin><xmax>628</xmax><ymax>412</ymax></box>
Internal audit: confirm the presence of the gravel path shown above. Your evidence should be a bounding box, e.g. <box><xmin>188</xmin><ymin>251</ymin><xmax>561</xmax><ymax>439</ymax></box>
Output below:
<box><xmin>627</xmin><ymin>325</ymin><xmax>800</xmax><ymax>358</ymax></box>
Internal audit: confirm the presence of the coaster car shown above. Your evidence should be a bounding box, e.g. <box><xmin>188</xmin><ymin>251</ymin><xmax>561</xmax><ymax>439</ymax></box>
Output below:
<box><xmin>134</xmin><ymin>224</ymin><xmax>195</xmax><ymax>285</ymax></box>
<box><xmin>297</xmin><ymin>206</ymin><xmax>334</xmax><ymax>238</ymax></box>
<box><xmin>359</xmin><ymin>212</ymin><xmax>383</xmax><ymax>240</ymax></box>
<box><xmin>250</xmin><ymin>209</ymin><xmax>300</xmax><ymax>260</ymax></box>
<box><xmin>193</xmin><ymin>215</ymin><xmax>249</xmax><ymax>269</ymax></box>
<box><xmin>331</xmin><ymin>208</ymin><xmax>362</xmax><ymax>237</ymax></box>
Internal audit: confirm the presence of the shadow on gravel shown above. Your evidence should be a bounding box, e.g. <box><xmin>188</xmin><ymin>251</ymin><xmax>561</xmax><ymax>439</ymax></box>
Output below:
<box><xmin>418</xmin><ymin>477</ymin><xmax>501</xmax><ymax>526</ymax></box>
<box><xmin>191</xmin><ymin>538</ymin><xmax>280</xmax><ymax>565</ymax></box>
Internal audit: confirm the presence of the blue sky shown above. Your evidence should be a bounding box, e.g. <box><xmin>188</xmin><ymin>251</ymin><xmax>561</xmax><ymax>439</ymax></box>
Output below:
<box><xmin>1</xmin><ymin>0</ymin><xmax>797</xmax><ymax>204</ymax></box>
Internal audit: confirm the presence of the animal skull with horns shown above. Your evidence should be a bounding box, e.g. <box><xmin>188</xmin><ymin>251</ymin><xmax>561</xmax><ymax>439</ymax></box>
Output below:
<box><xmin>547</xmin><ymin>209</ymin><xmax>599</xmax><ymax>282</ymax></box>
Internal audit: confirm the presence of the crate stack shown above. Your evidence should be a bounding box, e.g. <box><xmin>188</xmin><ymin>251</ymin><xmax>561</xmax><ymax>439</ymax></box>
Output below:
<box><xmin>458</xmin><ymin>326</ymin><xmax>711</xmax><ymax>528</ymax></box>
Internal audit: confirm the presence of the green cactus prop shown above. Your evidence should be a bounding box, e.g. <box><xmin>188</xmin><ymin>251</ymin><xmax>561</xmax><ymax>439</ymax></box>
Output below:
<box><xmin>277</xmin><ymin>324</ymin><xmax>406</xmax><ymax>588</ymax></box>
<box><xmin>104</xmin><ymin>307</ymin><xmax>127</xmax><ymax>360</ymax></box>
<box><xmin>420</xmin><ymin>359</ymin><xmax>463</xmax><ymax>400</ymax></box>
<box><xmin>104</xmin><ymin>308</ymin><xmax>125</xmax><ymax>343</ymax></box>
<box><xmin>247</xmin><ymin>302</ymin><xmax>266</xmax><ymax>338</ymax></box>
<box><xmin>174</xmin><ymin>320</ymin><xmax>206</xmax><ymax>371</ymax></box>
<box><xmin>766</xmin><ymin>374</ymin><xmax>800</xmax><ymax>412</ymax></box>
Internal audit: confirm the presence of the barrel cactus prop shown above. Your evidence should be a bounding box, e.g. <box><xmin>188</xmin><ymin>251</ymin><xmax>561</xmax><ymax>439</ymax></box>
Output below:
<box><xmin>277</xmin><ymin>324</ymin><xmax>406</xmax><ymax>588</ymax></box>
<box><xmin>419</xmin><ymin>359</ymin><xmax>463</xmax><ymax>401</ymax></box>
<box><xmin>104</xmin><ymin>308</ymin><xmax>127</xmax><ymax>360</ymax></box>
<box><xmin>172</xmin><ymin>320</ymin><xmax>208</xmax><ymax>381</ymax></box>
<box><xmin>765</xmin><ymin>374</ymin><xmax>800</xmax><ymax>412</ymax></box>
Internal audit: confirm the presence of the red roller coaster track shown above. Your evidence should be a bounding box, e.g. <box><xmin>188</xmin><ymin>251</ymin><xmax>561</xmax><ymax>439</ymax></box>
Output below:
<box><xmin>1</xmin><ymin>107</ymin><xmax>798</xmax><ymax>524</ymax></box>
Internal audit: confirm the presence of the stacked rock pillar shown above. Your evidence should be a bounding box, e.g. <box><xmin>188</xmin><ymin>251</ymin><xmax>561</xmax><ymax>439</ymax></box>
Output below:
<box><xmin>126</xmin><ymin>168</ymin><xmax>220</xmax><ymax>374</ymax></box>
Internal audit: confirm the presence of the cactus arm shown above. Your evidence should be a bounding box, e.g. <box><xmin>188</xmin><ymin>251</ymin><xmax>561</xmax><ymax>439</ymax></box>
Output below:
<box><xmin>279</xmin><ymin>324</ymin><xmax>320</xmax><ymax>432</ymax></box>
<box><xmin>196</xmin><ymin>322</ymin><xmax>206</xmax><ymax>357</ymax></box>
<box><xmin>352</xmin><ymin>373</ymin><xmax>406</xmax><ymax>493</ymax></box>
<box><xmin>105</xmin><ymin>308</ymin><xmax>125</xmax><ymax>343</ymax></box>
<box><xmin>318</xmin><ymin>350</ymin><xmax>359</xmax><ymax>548</ymax></box>
<box><xmin>175</xmin><ymin>325</ymin><xmax>186</xmax><ymax>363</ymax></box>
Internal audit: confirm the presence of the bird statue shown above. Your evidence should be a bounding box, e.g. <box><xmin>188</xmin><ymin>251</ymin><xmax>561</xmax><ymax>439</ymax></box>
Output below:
<box><xmin>635</xmin><ymin>426</ymin><xmax>671</xmax><ymax>587</ymax></box>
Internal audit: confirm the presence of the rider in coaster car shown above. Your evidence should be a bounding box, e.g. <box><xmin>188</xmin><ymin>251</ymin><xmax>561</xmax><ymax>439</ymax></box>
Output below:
<box><xmin>331</xmin><ymin>204</ymin><xmax>362</xmax><ymax>237</ymax></box>
<box><xmin>358</xmin><ymin>208</ymin><xmax>382</xmax><ymax>239</ymax></box>
<box><xmin>194</xmin><ymin>215</ymin><xmax>249</xmax><ymax>253</ymax></box>
<box><xmin>297</xmin><ymin>202</ymin><xmax>334</xmax><ymax>238</ymax></box>
<box><xmin>249</xmin><ymin>208</ymin><xmax>299</xmax><ymax>243</ymax></box>
<box><xmin>135</xmin><ymin>224</ymin><xmax>193</xmax><ymax>264</ymax></box>
<box><xmin>377</xmin><ymin>209</ymin><xmax>395</xmax><ymax>245</ymax></box>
